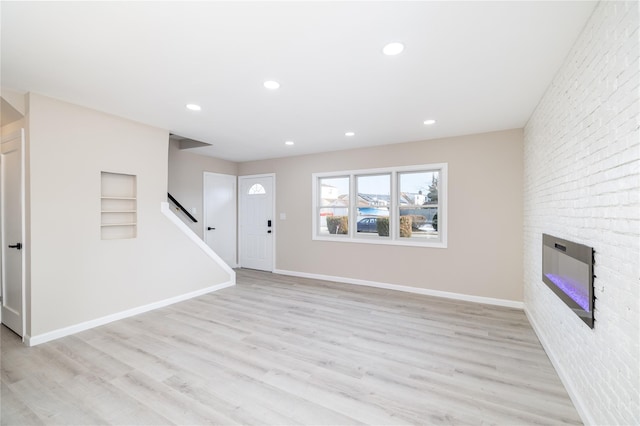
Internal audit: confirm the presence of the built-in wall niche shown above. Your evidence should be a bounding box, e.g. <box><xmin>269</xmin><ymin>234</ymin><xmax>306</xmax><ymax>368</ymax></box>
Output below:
<box><xmin>101</xmin><ymin>172</ymin><xmax>137</xmax><ymax>240</ymax></box>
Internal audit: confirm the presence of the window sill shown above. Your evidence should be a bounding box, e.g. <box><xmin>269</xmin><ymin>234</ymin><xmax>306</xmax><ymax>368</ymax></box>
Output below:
<box><xmin>312</xmin><ymin>234</ymin><xmax>447</xmax><ymax>249</ymax></box>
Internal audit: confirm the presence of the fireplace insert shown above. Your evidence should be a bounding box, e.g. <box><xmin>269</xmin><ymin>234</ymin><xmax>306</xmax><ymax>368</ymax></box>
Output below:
<box><xmin>542</xmin><ymin>234</ymin><xmax>595</xmax><ymax>328</ymax></box>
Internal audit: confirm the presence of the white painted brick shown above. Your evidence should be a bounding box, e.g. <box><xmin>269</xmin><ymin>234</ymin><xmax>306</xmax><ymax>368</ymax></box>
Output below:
<box><xmin>524</xmin><ymin>1</ymin><xmax>640</xmax><ymax>425</ymax></box>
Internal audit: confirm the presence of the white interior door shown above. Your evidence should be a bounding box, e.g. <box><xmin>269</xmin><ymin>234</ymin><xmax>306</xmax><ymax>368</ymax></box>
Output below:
<box><xmin>1</xmin><ymin>129</ymin><xmax>25</xmax><ymax>337</ymax></box>
<box><xmin>203</xmin><ymin>172</ymin><xmax>237</xmax><ymax>268</ymax></box>
<box><xmin>239</xmin><ymin>174</ymin><xmax>274</xmax><ymax>271</ymax></box>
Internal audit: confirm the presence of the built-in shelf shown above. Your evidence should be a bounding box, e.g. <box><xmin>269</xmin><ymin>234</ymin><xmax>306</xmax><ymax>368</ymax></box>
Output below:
<box><xmin>100</xmin><ymin>210</ymin><xmax>136</xmax><ymax>213</ymax></box>
<box><xmin>101</xmin><ymin>172</ymin><xmax>137</xmax><ymax>240</ymax></box>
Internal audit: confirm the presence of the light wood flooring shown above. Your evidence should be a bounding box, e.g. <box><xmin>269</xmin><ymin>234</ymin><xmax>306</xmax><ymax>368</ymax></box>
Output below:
<box><xmin>1</xmin><ymin>269</ymin><xmax>582</xmax><ymax>425</ymax></box>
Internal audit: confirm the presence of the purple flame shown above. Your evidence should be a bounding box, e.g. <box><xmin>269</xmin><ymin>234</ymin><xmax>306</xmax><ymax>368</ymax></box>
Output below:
<box><xmin>545</xmin><ymin>273</ymin><xmax>590</xmax><ymax>312</ymax></box>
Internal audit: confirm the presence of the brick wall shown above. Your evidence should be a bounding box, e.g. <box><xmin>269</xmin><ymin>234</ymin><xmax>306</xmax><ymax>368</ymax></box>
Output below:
<box><xmin>523</xmin><ymin>1</ymin><xmax>639</xmax><ymax>425</ymax></box>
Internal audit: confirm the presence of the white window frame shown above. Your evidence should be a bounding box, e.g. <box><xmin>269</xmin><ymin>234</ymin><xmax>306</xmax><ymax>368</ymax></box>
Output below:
<box><xmin>312</xmin><ymin>163</ymin><xmax>448</xmax><ymax>248</ymax></box>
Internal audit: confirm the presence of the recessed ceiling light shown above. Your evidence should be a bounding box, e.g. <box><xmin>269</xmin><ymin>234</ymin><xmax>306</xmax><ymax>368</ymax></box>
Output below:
<box><xmin>285</xmin><ymin>140</ymin><xmax>294</xmax><ymax>146</ymax></box>
<box><xmin>345</xmin><ymin>132</ymin><xmax>355</xmax><ymax>137</ymax></box>
<box><xmin>423</xmin><ymin>119</ymin><xmax>437</xmax><ymax>125</ymax></box>
<box><xmin>186</xmin><ymin>104</ymin><xmax>201</xmax><ymax>111</ymax></box>
<box><xmin>264</xmin><ymin>80</ymin><xmax>280</xmax><ymax>90</ymax></box>
<box><xmin>383</xmin><ymin>42</ymin><xmax>404</xmax><ymax>56</ymax></box>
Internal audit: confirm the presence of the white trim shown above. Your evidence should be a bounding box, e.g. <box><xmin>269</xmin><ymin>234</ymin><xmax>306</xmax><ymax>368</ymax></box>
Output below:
<box><xmin>390</xmin><ymin>171</ymin><xmax>398</xmax><ymax>239</ymax></box>
<box><xmin>25</xmin><ymin>203</ymin><xmax>236</xmax><ymax>346</ymax></box>
<box><xmin>312</xmin><ymin>234</ymin><xmax>447</xmax><ymax>248</ymax></box>
<box><xmin>273</xmin><ymin>268</ymin><xmax>524</xmax><ymax>309</ymax></box>
<box><xmin>238</xmin><ymin>173</ymin><xmax>276</xmax><ymax>272</ymax></box>
<box><xmin>436</xmin><ymin>163</ymin><xmax>447</xmax><ymax>247</ymax></box>
<box><xmin>25</xmin><ymin>280</ymin><xmax>234</xmax><ymax>347</ymax></box>
<box><xmin>312</xmin><ymin>163</ymin><xmax>447</xmax><ymax>249</ymax></box>
<box><xmin>524</xmin><ymin>308</ymin><xmax>592</xmax><ymax>426</ymax></box>
<box><xmin>161</xmin><ymin>202</ymin><xmax>236</xmax><ymax>277</ymax></box>
<box><xmin>19</xmin><ymin>128</ymin><xmax>26</xmax><ymax>342</ymax></box>
<box><xmin>0</xmin><ymin>129</ymin><xmax>27</xmax><ymax>340</ymax></box>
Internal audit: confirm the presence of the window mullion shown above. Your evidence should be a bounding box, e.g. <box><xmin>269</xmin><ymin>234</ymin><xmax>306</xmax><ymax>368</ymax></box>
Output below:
<box><xmin>390</xmin><ymin>171</ymin><xmax>397</xmax><ymax>240</ymax></box>
<box><xmin>349</xmin><ymin>173</ymin><xmax>356</xmax><ymax>238</ymax></box>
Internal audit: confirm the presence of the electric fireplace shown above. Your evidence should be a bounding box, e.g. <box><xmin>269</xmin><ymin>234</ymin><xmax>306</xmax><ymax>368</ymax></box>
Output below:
<box><xmin>542</xmin><ymin>234</ymin><xmax>595</xmax><ymax>328</ymax></box>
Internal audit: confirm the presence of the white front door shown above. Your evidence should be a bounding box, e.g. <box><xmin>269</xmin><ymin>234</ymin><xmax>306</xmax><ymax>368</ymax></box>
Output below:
<box><xmin>203</xmin><ymin>172</ymin><xmax>237</xmax><ymax>268</ymax></box>
<box><xmin>1</xmin><ymin>129</ymin><xmax>25</xmax><ymax>337</ymax></box>
<box><xmin>239</xmin><ymin>174</ymin><xmax>274</xmax><ymax>271</ymax></box>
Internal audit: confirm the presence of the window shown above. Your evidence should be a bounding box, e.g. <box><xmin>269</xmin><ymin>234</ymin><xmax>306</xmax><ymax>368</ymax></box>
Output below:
<box><xmin>248</xmin><ymin>183</ymin><xmax>266</xmax><ymax>195</ymax></box>
<box><xmin>312</xmin><ymin>164</ymin><xmax>447</xmax><ymax>248</ymax></box>
<box><xmin>316</xmin><ymin>176</ymin><xmax>349</xmax><ymax>236</ymax></box>
<box><xmin>356</xmin><ymin>174</ymin><xmax>390</xmax><ymax>237</ymax></box>
<box><xmin>398</xmin><ymin>171</ymin><xmax>439</xmax><ymax>241</ymax></box>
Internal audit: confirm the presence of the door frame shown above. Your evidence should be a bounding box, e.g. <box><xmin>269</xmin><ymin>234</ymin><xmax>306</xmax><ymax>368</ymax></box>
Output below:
<box><xmin>238</xmin><ymin>173</ymin><xmax>276</xmax><ymax>271</ymax></box>
<box><xmin>202</xmin><ymin>171</ymin><xmax>237</xmax><ymax>268</ymax></box>
<box><xmin>1</xmin><ymin>129</ymin><xmax>27</xmax><ymax>340</ymax></box>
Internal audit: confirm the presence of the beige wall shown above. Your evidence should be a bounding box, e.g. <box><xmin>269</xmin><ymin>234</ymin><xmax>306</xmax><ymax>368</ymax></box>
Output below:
<box><xmin>5</xmin><ymin>91</ymin><xmax>523</xmax><ymax>337</ymax></box>
<box><xmin>1</xmin><ymin>88</ymin><xmax>26</xmax><ymax>116</ymax></box>
<box><xmin>168</xmin><ymin>139</ymin><xmax>238</xmax><ymax>238</ymax></box>
<box><xmin>239</xmin><ymin>129</ymin><xmax>524</xmax><ymax>301</ymax></box>
<box><xmin>27</xmin><ymin>93</ymin><xmax>231</xmax><ymax>337</ymax></box>
<box><xmin>1</xmin><ymin>118</ymin><xmax>24</xmax><ymax>136</ymax></box>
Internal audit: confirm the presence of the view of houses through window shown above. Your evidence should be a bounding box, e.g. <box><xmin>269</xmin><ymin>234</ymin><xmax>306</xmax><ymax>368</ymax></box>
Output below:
<box><xmin>314</xmin><ymin>164</ymin><xmax>446</xmax><ymax>246</ymax></box>
<box><xmin>398</xmin><ymin>171</ymin><xmax>439</xmax><ymax>240</ymax></box>
<box><xmin>357</xmin><ymin>174</ymin><xmax>390</xmax><ymax>236</ymax></box>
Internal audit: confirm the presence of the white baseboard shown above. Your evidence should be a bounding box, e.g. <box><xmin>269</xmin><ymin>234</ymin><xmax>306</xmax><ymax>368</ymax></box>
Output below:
<box><xmin>25</xmin><ymin>280</ymin><xmax>234</xmax><ymax>347</ymax></box>
<box><xmin>524</xmin><ymin>308</ymin><xmax>593</xmax><ymax>426</ymax></box>
<box><xmin>273</xmin><ymin>269</ymin><xmax>524</xmax><ymax>309</ymax></box>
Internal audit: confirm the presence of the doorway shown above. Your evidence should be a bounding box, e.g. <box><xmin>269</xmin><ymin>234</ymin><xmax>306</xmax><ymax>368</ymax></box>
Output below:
<box><xmin>238</xmin><ymin>174</ymin><xmax>275</xmax><ymax>271</ymax></box>
<box><xmin>203</xmin><ymin>172</ymin><xmax>237</xmax><ymax>268</ymax></box>
<box><xmin>1</xmin><ymin>129</ymin><xmax>26</xmax><ymax>338</ymax></box>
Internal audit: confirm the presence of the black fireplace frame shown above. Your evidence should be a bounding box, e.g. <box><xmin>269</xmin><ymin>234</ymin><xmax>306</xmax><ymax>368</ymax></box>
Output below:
<box><xmin>542</xmin><ymin>234</ymin><xmax>595</xmax><ymax>328</ymax></box>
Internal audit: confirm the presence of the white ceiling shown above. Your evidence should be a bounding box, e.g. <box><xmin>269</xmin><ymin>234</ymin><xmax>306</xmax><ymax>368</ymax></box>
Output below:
<box><xmin>1</xmin><ymin>1</ymin><xmax>596</xmax><ymax>162</ymax></box>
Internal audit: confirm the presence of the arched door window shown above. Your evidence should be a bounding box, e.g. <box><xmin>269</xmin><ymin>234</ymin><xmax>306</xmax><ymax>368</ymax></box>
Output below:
<box><xmin>248</xmin><ymin>183</ymin><xmax>266</xmax><ymax>195</ymax></box>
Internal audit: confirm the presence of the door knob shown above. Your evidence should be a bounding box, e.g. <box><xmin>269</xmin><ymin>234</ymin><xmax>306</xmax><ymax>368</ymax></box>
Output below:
<box><xmin>8</xmin><ymin>243</ymin><xmax>22</xmax><ymax>250</ymax></box>
<box><xmin>207</xmin><ymin>227</ymin><xmax>216</xmax><ymax>231</ymax></box>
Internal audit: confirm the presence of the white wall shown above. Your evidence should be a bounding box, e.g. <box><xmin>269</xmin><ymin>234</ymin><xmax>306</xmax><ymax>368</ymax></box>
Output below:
<box><xmin>523</xmin><ymin>2</ymin><xmax>639</xmax><ymax>425</ymax></box>
<box><xmin>27</xmin><ymin>93</ymin><xmax>233</xmax><ymax>339</ymax></box>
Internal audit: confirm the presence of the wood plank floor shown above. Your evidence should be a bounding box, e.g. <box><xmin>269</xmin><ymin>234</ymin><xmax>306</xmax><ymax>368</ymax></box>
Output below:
<box><xmin>1</xmin><ymin>269</ymin><xmax>582</xmax><ymax>425</ymax></box>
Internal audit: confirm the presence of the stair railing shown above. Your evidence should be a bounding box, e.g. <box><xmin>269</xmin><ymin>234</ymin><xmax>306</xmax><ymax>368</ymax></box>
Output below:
<box><xmin>167</xmin><ymin>193</ymin><xmax>198</xmax><ymax>223</ymax></box>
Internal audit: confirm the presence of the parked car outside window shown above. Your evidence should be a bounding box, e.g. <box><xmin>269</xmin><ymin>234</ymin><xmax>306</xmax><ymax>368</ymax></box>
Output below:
<box><xmin>357</xmin><ymin>217</ymin><xmax>378</xmax><ymax>233</ymax></box>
